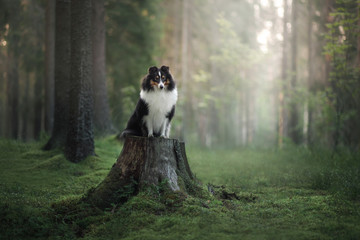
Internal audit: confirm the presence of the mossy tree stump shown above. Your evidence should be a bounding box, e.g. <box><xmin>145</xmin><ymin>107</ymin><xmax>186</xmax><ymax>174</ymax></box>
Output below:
<box><xmin>85</xmin><ymin>136</ymin><xmax>196</xmax><ymax>209</ymax></box>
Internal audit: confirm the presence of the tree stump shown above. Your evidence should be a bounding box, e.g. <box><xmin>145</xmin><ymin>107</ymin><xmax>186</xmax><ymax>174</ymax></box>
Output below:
<box><xmin>85</xmin><ymin>136</ymin><xmax>196</xmax><ymax>209</ymax></box>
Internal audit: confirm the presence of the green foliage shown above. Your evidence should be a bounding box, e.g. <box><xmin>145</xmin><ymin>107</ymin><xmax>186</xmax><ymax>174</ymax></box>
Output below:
<box><xmin>0</xmin><ymin>138</ymin><xmax>360</xmax><ymax>239</ymax></box>
<box><xmin>323</xmin><ymin>0</ymin><xmax>360</xmax><ymax>149</ymax></box>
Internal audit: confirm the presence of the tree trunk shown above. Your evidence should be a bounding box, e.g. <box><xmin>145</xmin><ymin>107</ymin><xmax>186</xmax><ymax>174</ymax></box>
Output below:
<box><xmin>181</xmin><ymin>0</ymin><xmax>189</xmax><ymax>141</ymax></box>
<box><xmin>65</xmin><ymin>0</ymin><xmax>94</xmax><ymax>162</ymax></box>
<box><xmin>21</xmin><ymin>74</ymin><xmax>30</xmax><ymax>140</ymax></box>
<box><xmin>288</xmin><ymin>0</ymin><xmax>301</xmax><ymax>144</ymax></box>
<box><xmin>44</xmin><ymin>0</ymin><xmax>55</xmax><ymax>134</ymax></box>
<box><xmin>44</xmin><ymin>0</ymin><xmax>71</xmax><ymax>150</ymax></box>
<box><xmin>278</xmin><ymin>0</ymin><xmax>289</xmax><ymax>149</ymax></box>
<box><xmin>209</xmin><ymin>7</ymin><xmax>220</xmax><ymax>147</ymax></box>
<box><xmin>0</xmin><ymin>59</ymin><xmax>4</xmax><ymax>137</ymax></box>
<box><xmin>6</xmin><ymin>29</ymin><xmax>20</xmax><ymax>139</ymax></box>
<box><xmin>246</xmin><ymin>88</ymin><xmax>254</xmax><ymax>145</ymax></box>
<box><xmin>92</xmin><ymin>0</ymin><xmax>114</xmax><ymax>135</ymax></box>
<box><xmin>85</xmin><ymin>136</ymin><xmax>196</xmax><ymax>210</ymax></box>
<box><xmin>33</xmin><ymin>70</ymin><xmax>43</xmax><ymax>140</ymax></box>
<box><xmin>306</xmin><ymin>0</ymin><xmax>313</xmax><ymax>146</ymax></box>
<box><xmin>357</xmin><ymin>2</ymin><xmax>360</xmax><ymax>69</ymax></box>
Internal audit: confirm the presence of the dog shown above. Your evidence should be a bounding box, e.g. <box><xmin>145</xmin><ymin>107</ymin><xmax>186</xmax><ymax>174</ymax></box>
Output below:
<box><xmin>120</xmin><ymin>65</ymin><xmax>177</xmax><ymax>139</ymax></box>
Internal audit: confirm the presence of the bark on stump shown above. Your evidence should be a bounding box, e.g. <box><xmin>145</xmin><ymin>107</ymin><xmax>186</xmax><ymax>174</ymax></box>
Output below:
<box><xmin>85</xmin><ymin>136</ymin><xmax>196</xmax><ymax>209</ymax></box>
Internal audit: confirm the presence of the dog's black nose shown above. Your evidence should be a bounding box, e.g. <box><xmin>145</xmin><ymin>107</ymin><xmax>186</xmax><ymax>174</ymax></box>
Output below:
<box><xmin>160</xmin><ymin>85</ymin><xmax>164</xmax><ymax>89</ymax></box>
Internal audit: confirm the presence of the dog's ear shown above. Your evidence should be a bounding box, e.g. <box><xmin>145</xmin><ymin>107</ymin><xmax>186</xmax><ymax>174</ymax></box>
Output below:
<box><xmin>148</xmin><ymin>66</ymin><xmax>158</xmax><ymax>74</ymax></box>
<box><xmin>160</xmin><ymin>65</ymin><xmax>170</xmax><ymax>72</ymax></box>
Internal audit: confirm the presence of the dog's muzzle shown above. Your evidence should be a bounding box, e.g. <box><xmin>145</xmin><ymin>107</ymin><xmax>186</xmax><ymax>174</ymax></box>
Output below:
<box><xmin>159</xmin><ymin>82</ymin><xmax>164</xmax><ymax>89</ymax></box>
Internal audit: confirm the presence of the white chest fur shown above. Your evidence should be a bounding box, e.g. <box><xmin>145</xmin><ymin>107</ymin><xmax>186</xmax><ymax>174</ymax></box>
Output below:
<box><xmin>140</xmin><ymin>88</ymin><xmax>178</xmax><ymax>136</ymax></box>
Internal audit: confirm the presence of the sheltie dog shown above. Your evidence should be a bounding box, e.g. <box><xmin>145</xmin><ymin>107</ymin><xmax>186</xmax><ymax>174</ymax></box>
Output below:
<box><xmin>120</xmin><ymin>65</ymin><xmax>178</xmax><ymax>139</ymax></box>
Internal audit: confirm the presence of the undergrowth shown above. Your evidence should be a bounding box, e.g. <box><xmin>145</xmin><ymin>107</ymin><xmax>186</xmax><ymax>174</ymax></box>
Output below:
<box><xmin>0</xmin><ymin>137</ymin><xmax>359</xmax><ymax>239</ymax></box>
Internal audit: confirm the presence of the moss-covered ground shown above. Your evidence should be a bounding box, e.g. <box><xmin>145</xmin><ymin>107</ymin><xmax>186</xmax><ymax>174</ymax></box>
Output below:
<box><xmin>0</xmin><ymin>137</ymin><xmax>359</xmax><ymax>239</ymax></box>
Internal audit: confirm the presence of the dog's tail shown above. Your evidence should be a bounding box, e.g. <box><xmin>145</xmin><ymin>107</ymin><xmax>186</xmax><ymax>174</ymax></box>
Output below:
<box><xmin>117</xmin><ymin>129</ymin><xmax>142</xmax><ymax>141</ymax></box>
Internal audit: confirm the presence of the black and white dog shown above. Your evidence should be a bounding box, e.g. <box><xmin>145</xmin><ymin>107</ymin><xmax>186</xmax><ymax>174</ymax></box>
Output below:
<box><xmin>120</xmin><ymin>66</ymin><xmax>177</xmax><ymax>138</ymax></box>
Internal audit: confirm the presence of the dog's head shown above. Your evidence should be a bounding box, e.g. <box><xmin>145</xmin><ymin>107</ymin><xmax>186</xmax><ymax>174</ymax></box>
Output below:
<box><xmin>142</xmin><ymin>66</ymin><xmax>175</xmax><ymax>92</ymax></box>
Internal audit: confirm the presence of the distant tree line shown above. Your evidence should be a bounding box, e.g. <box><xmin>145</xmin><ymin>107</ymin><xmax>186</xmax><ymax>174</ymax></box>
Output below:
<box><xmin>160</xmin><ymin>0</ymin><xmax>360</xmax><ymax>150</ymax></box>
<box><xmin>0</xmin><ymin>0</ymin><xmax>359</xmax><ymax>154</ymax></box>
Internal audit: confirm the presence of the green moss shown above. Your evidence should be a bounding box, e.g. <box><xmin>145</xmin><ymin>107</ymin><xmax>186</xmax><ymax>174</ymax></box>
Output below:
<box><xmin>0</xmin><ymin>138</ymin><xmax>360</xmax><ymax>239</ymax></box>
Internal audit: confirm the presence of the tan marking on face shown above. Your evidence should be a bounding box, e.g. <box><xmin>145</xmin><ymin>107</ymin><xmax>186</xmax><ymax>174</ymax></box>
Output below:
<box><xmin>164</xmin><ymin>79</ymin><xmax>170</xmax><ymax>86</ymax></box>
<box><xmin>150</xmin><ymin>80</ymin><xmax>158</xmax><ymax>87</ymax></box>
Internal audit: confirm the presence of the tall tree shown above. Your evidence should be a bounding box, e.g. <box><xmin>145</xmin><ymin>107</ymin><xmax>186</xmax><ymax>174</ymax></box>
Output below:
<box><xmin>23</xmin><ymin>1</ymin><xmax>45</xmax><ymax>140</ymax></box>
<box><xmin>288</xmin><ymin>0</ymin><xmax>301</xmax><ymax>144</ymax></box>
<box><xmin>33</xmin><ymin>47</ymin><xmax>43</xmax><ymax>140</ymax></box>
<box><xmin>65</xmin><ymin>0</ymin><xmax>94</xmax><ymax>162</ymax></box>
<box><xmin>357</xmin><ymin>2</ymin><xmax>360</xmax><ymax>68</ymax></box>
<box><xmin>306</xmin><ymin>0</ymin><xmax>316</xmax><ymax>146</ymax></box>
<box><xmin>21</xmin><ymin>74</ymin><xmax>30</xmax><ymax>140</ymax></box>
<box><xmin>44</xmin><ymin>0</ymin><xmax>71</xmax><ymax>150</ymax></box>
<box><xmin>5</xmin><ymin>0</ymin><xmax>21</xmax><ymax>139</ymax></box>
<box><xmin>6</xmin><ymin>40</ymin><xmax>20</xmax><ymax>139</ymax></box>
<box><xmin>278</xmin><ymin>0</ymin><xmax>289</xmax><ymax>148</ymax></box>
<box><xmin>0</xmin><ymin>52</ymin><xmax>4</xmax><ymax>137</ymax></box>
<box><xmin>180</xmin><ymin>0</ymin><xmax>189</xmax><ymax>141</ymax></box>
<box><xmin>92</xmin><ymin>0</ymin><xmax>114</xmax><ymax>135</ymax></box>
<box><xmin>44</xmin><ymin>0</ymin><xmax>55</xmax><ymax>134</ymax></box>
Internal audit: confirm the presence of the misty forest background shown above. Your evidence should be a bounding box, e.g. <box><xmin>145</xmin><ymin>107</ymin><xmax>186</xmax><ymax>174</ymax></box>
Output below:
<box><xmin>1</xmin><ymin>0</ymin><xmax>360</xmax><ymax>239</ymax></box>
<box><xmin>1</xmin><ymin>0</ymin><xmax>359</xmax><ymax>151</ymax></box>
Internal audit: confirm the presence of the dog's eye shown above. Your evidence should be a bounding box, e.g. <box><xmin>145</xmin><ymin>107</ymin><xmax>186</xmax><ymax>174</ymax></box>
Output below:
<box><xmin>155</xmin><ymin>76</ymin><xmax>159</xmax><ymax>79</ymax></box>
<box><xmin>161</xmin><ymin>75</ymin><xmax>165</xmax><ymax>79</ymax></box>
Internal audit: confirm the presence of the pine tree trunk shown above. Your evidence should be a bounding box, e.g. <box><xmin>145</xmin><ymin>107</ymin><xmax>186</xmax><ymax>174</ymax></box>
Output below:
<box><xmin>288</xmin><ymin>0</ymin><xmax>301</xmax><ymax>144</ymax></box>
<box><xmin>21</xmin><ymin>74</ymin><xmax>30</xmax><ymax>140</ymax></box>
<box><xmin>306</xmin><ymin>0</ymin><xmax>313</xmax><ymax>146</ymax></box>
<box><xmin>357</xmin><ymin>2</ymin><xmax>360</xmax><ymax>68</ymax></box>
<box><xmin>246</xmin><ymin>88</ymin><xmax>254</xmax><ymax>145</ymax></box>
<box><xmin>44</xmin><ymin>0</ymin><xmax>71</xmax><ymax>150</ymax></box>
<box><xmin>65</xmin><ymin>0</ymin><xmax>94</xmax><ymax>162</ymax></box>
<box><xmin>92</xmin><ymin>0</ymin><xmax>114</xmax><ymax>135</ymax></box>
<box><xmin>181</xmin><ymin>0</ymin><xmax>189</xmax><ymax>141</ymax></box>
<box><xmin>85</xmin><ymin>136</ymin><xmax>196</xmax><ymax>210</ymax></box>
<box><xmin>44</xmin><ymin>0</ymin><xmax>55</xmax><ymax>134</ymax></box>
<box><xmin>278</xmin><ymin>0</ymin><xmax>289</xmax><ymax>149</ymax></box>
<box><xmin>0</xmin><ymin>62</ymin><xmax>4</xmax><ymax>137</ymax></box>
<box><xmin>33</xmin><ymin>70</ymin><xmax>43</xmax><ymax>140</ymax></box>
<box><xmin>5</xmin><ymin>4</ymin><xmax>21</xmax><ymax>139</ymax></box>
<box><xmin>6</xmin><ymin>29</ymin><xmax>20</xmax><ymax>139</ymax></box>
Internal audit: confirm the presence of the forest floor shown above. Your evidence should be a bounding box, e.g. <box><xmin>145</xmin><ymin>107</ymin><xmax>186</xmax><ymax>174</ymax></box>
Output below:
<box><xmin>0</xmin><ymin>136</ymin><xmax>359</xmax><ymax>240</ymax></box>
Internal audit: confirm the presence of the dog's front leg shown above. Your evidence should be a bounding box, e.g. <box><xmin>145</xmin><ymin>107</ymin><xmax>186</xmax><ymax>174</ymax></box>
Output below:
<box><xmin>165</xmin><ymin>123</ymin><xmax>171</xmax><ymax>138</ymax></box>
<box><xmin>145</xmin><ymin>119</ymin><xmax>154</xmax><ymax>137</ymax></box>
<box><xmin>160</xmin><ymin>119</ymin><xmax>168</xmax><ymax>138</ymax></box>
